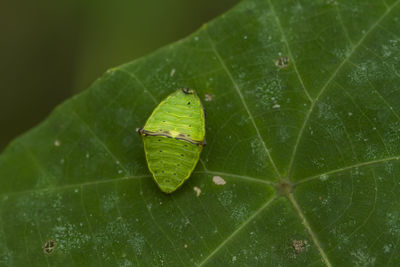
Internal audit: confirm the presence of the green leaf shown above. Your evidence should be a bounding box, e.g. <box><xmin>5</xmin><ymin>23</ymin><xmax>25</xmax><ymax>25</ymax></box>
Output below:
<box><xmin>1</xmin><ymin>0</ymin><xmax>400</xmax><ymax>265</ymax></box>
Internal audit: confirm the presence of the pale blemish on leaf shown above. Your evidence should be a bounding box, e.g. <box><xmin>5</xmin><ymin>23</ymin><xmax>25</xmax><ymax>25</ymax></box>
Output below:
<box><xmin>278</xmin><ymin>126</ymin><xmax>290</xmax><ymax>143</ymax></box>
<box><xmin>0</xmin><ymin>242</ymin><xmax>12</xmax><ymax>265</ymax></box>
<box><xmin>333</xmin><ymin>46</ymin><xmax>351</xmax><ymax>60</ymax></box>
<box><xmin>364</xmin><ymin>145</ymin><xmax>379</xmax><ymax>160</ymax></box>
<box><xmin>118</xmin><ymin>258</ymin><xmax>133</xmax><ymax>267</ymax></box>
<box><xmin>383</xmin><ymin>243</ymin><xmax>392</xmax><ymax>253</ymax></box>
<box><xmin>231</xmin><ymin>204</ymin><xmax>249</xmax><ymax>223</ymax></box>
<box><xmin>348</xmin><ymin>60</ymin><xmax>383</xmax><ymax>85</ymax></box>
<box><xmin>250</xmin><ymin>138</ymin><xmax>268</xmax><ymax>170</ymax></box>
<box><xmin>317</xmin><ymin>102</ymin><xmax>335</xmax><ymax>120</ymax></box>
<box><xmin>253</xmin><ymin>76</ymin><xmax>283</xmax><ymax>110</ymax></box>
<box><xmin>101</xmin><ymin>192</ymin><xmax>119</xmax><ymax>212</ymax></box>
<box><xmin>94</xmin><ymin>219</ymin><xmax>146</xmax><ymax>258</ymax></box>
<box><xmin>350</xmin><ymin>248</ymin><xmax>376</xmax><ymax>267</ymax></box>
<box><xmin>386</xmin><ymin>211</ymin><xmax>400</xmax><ymax>235</ymax></box>
<box><xmin>193</xmin><ymin>186</ymin><xmax>201</xmax><ymax>197</ymax></box>
<box><xmin>272</xmin><ymin>104</ymin><xmax>280</xmax><ymax>109</ymax></box>
<box><xmin>129</xmin><ymin>232</ymin><xmax>146</xmax><ymax>256</ymax></box>
<box><xmin>212</xmin><ymin>176</ymin><xmax>226</xmax><ymax>185</ymax></box>
<box><xmin>232</xmin><ymin>255</ymin><xmax>237</xmax><ymax>263</ymax></box>
<box><xmin>326</xmin><ymin>124</ymin><xmax>344</xmax><ymax>141</ymax></box>
<box><xmin>381</xmin><ymin>39</ymin><xmax>400</xmax><ymax>59</ymax></box>
<box><xmin>54</xmin><ymin>140</ymin><xmax>61</xmax><ymax>147</ymax></box>
<box><xmin>51</xmin><ymin>223</ymin><xmax>90</xmax><ymax>253</ymax></box>
<box><xmin>218</xmin><ymin>190</ymin><xmax>233</xmax><ymax>207</ymax></box>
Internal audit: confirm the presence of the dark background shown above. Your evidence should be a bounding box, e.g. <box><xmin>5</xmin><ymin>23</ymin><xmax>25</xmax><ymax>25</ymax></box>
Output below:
<box><xmin>0</xmin><ymin>0</ymin><xmax>239</xmax><ymax>151</ymax></box>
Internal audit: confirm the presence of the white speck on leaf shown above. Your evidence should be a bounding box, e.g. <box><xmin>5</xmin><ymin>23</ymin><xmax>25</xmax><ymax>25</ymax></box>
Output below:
<box><xmin>170</xmin><ymin>68</ymin><xmax>176</xmax><ymax>77</ymax></box>
<box><xmin>320</xmin><ymin>174</ymin><xmax>329</xmax><ymax>181</ymax></box>
<box><xmin>213</xmin><ymin>176</ymin><xmax>226</xmax><ymax>185</ymax></box>
<box><xmin>383</xmin><ymin>244</ymin><xmax>392</xmax><ymax>253</ymax></box>
<box><xmin>232</xmin><ymin>256</ymin><xmax>237</xmax><ymax>263</ymax></box>
<box><xmin>204</xmin><ymin>93</ymin><xmax>213</xmax><ymax>102</ymax></box>
<box><xmin>54</xmin><ymin>140</ymin><xmax>61</xmax><ymax>147</ymax></box>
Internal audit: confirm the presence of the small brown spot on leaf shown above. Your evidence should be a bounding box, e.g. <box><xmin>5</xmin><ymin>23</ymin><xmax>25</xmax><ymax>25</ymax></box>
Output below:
<box><xmin>43</xmin><ymin>239</ymin><xmax>56</xmax><ymax>254</ymax></box>
<box><xmin>292</xmin><ymin>239</ymin><xmax>308</xmax><ymax>256</ymax></box>
<box><xmin>275</xmin><ymin>56</ymin><xmax>290</xmax><ymax>69</ymax></box>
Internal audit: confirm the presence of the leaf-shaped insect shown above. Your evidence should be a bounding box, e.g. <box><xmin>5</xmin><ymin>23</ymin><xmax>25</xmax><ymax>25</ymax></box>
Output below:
<box><xmin>138</xmin><ymin>88</ymin><xmax>206</xmax><ymax>193</ymax></box>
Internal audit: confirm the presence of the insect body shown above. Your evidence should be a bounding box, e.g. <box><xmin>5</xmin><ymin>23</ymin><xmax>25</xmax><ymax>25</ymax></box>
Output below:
<box><xmin>138</xmin><ymin>88</ymin><xmax>206</xmax><ymax>193</ymax></box>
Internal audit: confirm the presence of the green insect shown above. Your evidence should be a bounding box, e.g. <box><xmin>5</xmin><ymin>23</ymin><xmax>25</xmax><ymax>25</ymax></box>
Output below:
<box><xmin>138</xmin><ymin>88</ymin><xmax>206</xmax><ymax>193</ymax></box>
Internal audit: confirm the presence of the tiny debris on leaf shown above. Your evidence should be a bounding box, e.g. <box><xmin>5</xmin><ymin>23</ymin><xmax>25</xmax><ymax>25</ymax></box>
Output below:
<box><xmin>204</xmin><ymin>93</ymin><xmax>213</xmax><ymax>102</ymax></box>
<box><xmin>43</xmin><ymin>239</ymin><xmax>57</xmax><ymax>254</ymax></box>
<box><xmin>292</xmin><ymin>239</ymin><xmax>308</xmax><ymax>256</ymax></box>
<box><xmin>193</xmin><ymin>186</ymin><xmax>201</xmax><ymax>196</ymax></box>
<box><xmin>275</xmin><ymin>56</ymin><xmax>290</xmax><ymax>69</ymax></box>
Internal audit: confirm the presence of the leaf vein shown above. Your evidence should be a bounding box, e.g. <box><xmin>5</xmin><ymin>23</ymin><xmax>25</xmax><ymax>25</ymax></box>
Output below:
<box><xmin>287</xmin><ymin>0</ymin><xmax>400</xmax><ymax>177</ymax></box>
<box><xmin>296</xmin><ymin>156</ymin><xmax>400</xmax><ymax>185</ymax></box>
<box><xmin>197</xmin><ymin>197</ymin><xmax>277</xmax><ymax>266</ymax></box>
<box><xmin>288</xmin><ymin>193</ymin><xmax>332</xmax><ymax>267</ymax></box>
<box><xmin>267</xmin><ymin>0</ymin><xmax>313</xmax><ymax>102</ymax></box>
<box><xmin>205</xmin><ymin>30</ymin><xmax>282</xmax><ymax>179</ymax></box>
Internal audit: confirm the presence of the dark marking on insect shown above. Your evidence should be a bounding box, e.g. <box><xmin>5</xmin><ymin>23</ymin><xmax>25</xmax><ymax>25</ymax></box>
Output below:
<box><xmin>176</xmin><ymin>136</ymin><xmax>204</xmax><ymax>146</ymax></box>
<box><xmin>43</xmin><ymin>240</ymin><xmax>57</xmax><ymax>254</ymax></box>
<box><xmin>182</xmin><ymin>88</ymin><xmax>193</xmax><ymax>94</ymax></box>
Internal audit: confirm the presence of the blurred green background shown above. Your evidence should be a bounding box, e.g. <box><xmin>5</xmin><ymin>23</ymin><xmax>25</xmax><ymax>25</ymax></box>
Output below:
<box><xmin>0</xmin><ymin>0</ymin><xmax>239</xmax><ymax>151</ymax></box>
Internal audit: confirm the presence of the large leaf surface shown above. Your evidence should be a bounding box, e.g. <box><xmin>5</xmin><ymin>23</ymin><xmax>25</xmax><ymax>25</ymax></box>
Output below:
<box><xmin>1</xmin><ymin>0</ymin><xmax>400</xmax><ymax>265</ymax></box>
